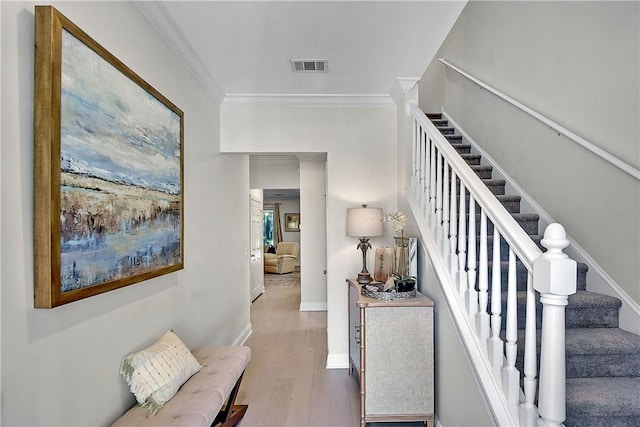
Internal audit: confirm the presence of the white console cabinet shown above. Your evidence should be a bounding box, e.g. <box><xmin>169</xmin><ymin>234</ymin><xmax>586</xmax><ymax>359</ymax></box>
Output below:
<box><xmin>347</xmin><ymin>278</ymin><xmax>434</xmax><ymax>427</ymax></box>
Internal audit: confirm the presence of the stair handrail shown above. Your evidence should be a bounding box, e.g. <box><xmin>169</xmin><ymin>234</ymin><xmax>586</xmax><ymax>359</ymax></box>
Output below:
<box><xmin>407</xmin><ymin>102</ymin><xmax>577</xmax><ymax>426</ymax></box>
<box><xmin>438</xmin><ymin>58</ymin><xmax>640</xmax><ymax>181</ymax></box>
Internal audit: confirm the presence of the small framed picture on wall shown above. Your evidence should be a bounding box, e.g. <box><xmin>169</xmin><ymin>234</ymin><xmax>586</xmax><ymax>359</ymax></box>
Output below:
<box><xmin>285</xmin><ymin>213</ymin><xmax>300</xmax><ymax>232</ymax></box>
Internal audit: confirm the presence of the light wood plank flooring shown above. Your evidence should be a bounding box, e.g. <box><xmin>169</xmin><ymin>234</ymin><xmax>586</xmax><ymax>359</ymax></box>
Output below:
<box><xmin>235</xmin><ymin>273</ymin><xmax>426</xmax><ymax>427</ymax></box>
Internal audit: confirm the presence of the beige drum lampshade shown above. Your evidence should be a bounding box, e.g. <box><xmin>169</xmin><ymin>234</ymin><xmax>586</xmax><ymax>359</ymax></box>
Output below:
<box><xmin>346</xmin><ymin>205</ymin><xmax>383</xmax><ymax>238</ymax></box>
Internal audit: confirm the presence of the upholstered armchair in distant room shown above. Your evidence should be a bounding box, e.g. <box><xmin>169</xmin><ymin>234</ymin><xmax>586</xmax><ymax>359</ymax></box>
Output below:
<box><xmin>264</xmin><ymin>242</ymin><xmax>299</xmax><ymax>274</ymax></box>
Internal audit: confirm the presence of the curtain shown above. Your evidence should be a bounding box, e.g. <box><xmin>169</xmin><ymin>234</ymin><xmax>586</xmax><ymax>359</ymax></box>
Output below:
<box><xmin>274</xmin><ymin>203</ymin><xmax>283</xmax><ymax>245</ymax></box>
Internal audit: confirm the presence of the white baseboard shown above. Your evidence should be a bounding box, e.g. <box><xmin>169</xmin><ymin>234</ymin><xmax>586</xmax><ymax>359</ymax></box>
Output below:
<box><xmin>250</xmin><ymin>284</ymin><xmax>265</xmax><ymax>302</ymax></box>
<box><xmin>232</xmin><ymin>322</ymin><xmax>253</xmax><ymax>346</ymax></box>
<box><xmin>299</xmin><ymin>302</ymin><xmax>327</xmax><ymax>312</ymax></box>
<box><xmin>326</xmin><ymin>352</ymin><xmax>349</xmax><ymax>369</ymax></box>
<box><xmin>443</xmin><ymin>110</ymin><xmax>640</xmax><ymax>335</ymax></box>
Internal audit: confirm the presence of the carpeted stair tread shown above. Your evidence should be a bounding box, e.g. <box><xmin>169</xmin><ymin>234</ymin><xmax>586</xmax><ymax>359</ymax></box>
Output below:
<box><xmin>567</xmin><ymin>290</ymin><xmax>622</xmax><ymax>314</ymax></box>
<box><xmin>461</xmin><ymin>154</ymin><xmax>481</xmax><ymax>165</ymax></box>
<box><xmin>484</xmin><ymin>179</ymin><xmax>506</xmax><ymax>195</ymax></box>
<box><xmin>470</xmin><ymin>165</ymin><xmax>493</xmax><ymax>179</ymax></box>
<box><xmin>431</xmin><ymin>119</ymin><xmax>448</xmax><ymax>127</ymax></box>
<box><xmin>566</xmin><ymin>327</ymin><xmax>640</xmax><ymax>356</ymax></box>
<box><xmin>515</xmin><ymin>327</ymin><xmax>640</xmax><ymax>379</ymax></box>
<box><xmin>565</xmin><ymin>377</ymin><xmax>640</xmax><ymax>425</ymax></box>
<box><xmin>450</xmin><ymin>143</ymin><xmax>472</xmax><ymax>154</ymax></box>
<box><xmin>436</xmin><ymin>126</ymin><xmax>456</xmax><ymax>134</ymax></box>
<box><xmin>446</xmin><ymin>134</ymin><xmax>463</xmax><ymax>143</ymax></box>
<box><xmin>426</xmin><ymin>113</ymin><xmax>442</xmax><ymax>120</ymax></box>
<box><xmin>501</xmin><ymin>290</ymin><xmax>620</xmax><ymax>329</ymax></box>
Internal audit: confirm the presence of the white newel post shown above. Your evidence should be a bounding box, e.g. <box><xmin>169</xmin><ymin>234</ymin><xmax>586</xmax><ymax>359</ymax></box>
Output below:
<box><xmin>533</xmin><ymin>224</ymin><xmax>577</xmax><ymax>427</ymax></box>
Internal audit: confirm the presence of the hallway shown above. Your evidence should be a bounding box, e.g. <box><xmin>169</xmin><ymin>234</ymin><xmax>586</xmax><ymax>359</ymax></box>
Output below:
<box><xmin>236</xmin><ymin>274</ymin><xmax>360</xmax><ymax>426</ymax></box>
<box><xmin>236</xmin><ymin>274</ymin><xmax>426</xmax><ymax>427</ymax></box>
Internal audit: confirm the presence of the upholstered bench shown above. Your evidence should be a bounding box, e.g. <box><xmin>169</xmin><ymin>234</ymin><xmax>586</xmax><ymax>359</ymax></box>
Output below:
<box><xmin>113</xmin><ymin>345</ymin><xmax>251</xmax><ymax>427</ymax></box>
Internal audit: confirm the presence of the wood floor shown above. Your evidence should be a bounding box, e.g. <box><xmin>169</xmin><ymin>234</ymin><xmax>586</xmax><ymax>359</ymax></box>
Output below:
<box><xmin>235</xmin><ymin>273</ymin><xmax>426</xmax><ymax>427</ymax></box>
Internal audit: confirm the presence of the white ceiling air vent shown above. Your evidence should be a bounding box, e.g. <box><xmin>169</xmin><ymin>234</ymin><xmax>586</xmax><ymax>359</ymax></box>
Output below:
<box><xmin>290</xmin><ymin>59</ymin><xmax>328</xmax><ymax>72</ymax></box>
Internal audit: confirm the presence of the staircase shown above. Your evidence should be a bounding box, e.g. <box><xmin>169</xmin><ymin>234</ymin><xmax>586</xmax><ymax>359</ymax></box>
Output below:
<box><xmin>426</xmin><ymin>113</ymin><xmax>640</xmax><ymax>427</ymax></box>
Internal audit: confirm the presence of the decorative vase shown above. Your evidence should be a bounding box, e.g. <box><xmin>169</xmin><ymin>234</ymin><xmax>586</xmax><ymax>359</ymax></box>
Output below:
<box><xmin>393</xmin><ymin>234</ymin><xmax>410</xmax><ymax>278</ymax></box>
<box><xmin>373</xmin><ymin>246</ymin><xmax>394</xmax><ymax>283</ymax></box>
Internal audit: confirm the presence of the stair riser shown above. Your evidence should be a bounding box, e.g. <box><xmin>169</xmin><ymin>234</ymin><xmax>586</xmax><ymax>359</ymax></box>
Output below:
<box><xmin>566</xmin><ymin>307</ymin><xmax>620</xmax><ymax>329</ymax></box>
<box><xmin>565</xmin><ymin>416</ymin><xmax>640</xmax><ymax>427</ymax></box>
<box><xmin>461</xmin><ymin>155</ymin><xmax>481</xmax><ymax>166</ymax></box>
<box><xmin>494</xmin><ymin>298</ymin><xmax>619</xmax><ymax>332</ymax></box>
<box><xmin>566</xmin><ymin>354</ymin><xmax>640</xmax><ymax>378</ymax></box>
<box><xmin>451</xmin><ymin>143</ymin><xmax>471</xmax><ymax>154</ymax></box>
<box><xmin>437</xmin><ymin>127</ymin><xmax>455</xmax><ymax>135</ymax></box>
<box><xmin>497</xmin><ymin>198</ymin><xmax>521</xmax><ymax>213</ymax></box>
<box><xmin>515</xmin><ymin>352</ymin><xmax>640</xmax><ymax>380</ymax></box>
<box><xmin>431</xmin><ymin>119</ymin><xmax>448</xmax><ymax>127</ymax></box>
<box><xmin>471</xmin><ymin>167</ymin><xmax>493</xmax><ymax>179</ymax></box>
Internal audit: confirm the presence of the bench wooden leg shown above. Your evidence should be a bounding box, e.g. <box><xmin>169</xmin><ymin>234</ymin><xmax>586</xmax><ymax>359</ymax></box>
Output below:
<box><xmin>212</xmin><ymin>371</ymin><xmax>248</xmax><ymax>427</ymax></box>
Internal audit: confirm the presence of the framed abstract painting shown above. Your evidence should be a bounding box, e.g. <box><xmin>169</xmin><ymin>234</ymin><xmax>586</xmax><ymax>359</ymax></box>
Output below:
<box><xmin>34</xmin><ymin>6</ymin><xmax>184</xmax><ymax>308</ymax></box>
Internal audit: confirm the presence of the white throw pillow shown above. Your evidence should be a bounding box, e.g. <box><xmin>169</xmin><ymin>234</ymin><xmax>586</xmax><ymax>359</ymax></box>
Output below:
<box><xmin>120</xmin><ymin>330</ymin><xmax>202</xmax><ymax>416</ymax></box>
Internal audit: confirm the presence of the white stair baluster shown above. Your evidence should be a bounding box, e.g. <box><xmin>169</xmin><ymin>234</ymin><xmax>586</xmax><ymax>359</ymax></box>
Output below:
<box><xmin>429</xmin><ymin>138</ymin><xmax>437</xmax><ymax>215</ymax></box>
<box><xmin>449</xmin><ymin>170</ymin><xmax>458</xmax><ymax>277</ymax></box>
<box><xmin>476</xmin><ymin>210</ymin><xmax>490</xmax><ymax>351</ymax></box>
<box><xmin>488</xmin><ymin>226</ymin><xmax>503</xmax><ymax>375</ymax></box>
<box><xmin>435</xmin><ymin>151</ymin><xmax>443</xmax><ymax>233</ymax></box>
<box><xmin>534</xmin><ymin>224</ymin><xmax>577</xmax><ymax>427</ymax></box>
<box><xmin>441</xmin><ymin>161</ymin><xmax>450</xmax><ymax>258</ymax></box>
<box><xmin>522</xmin><ymin>272</ymin><xmax>539</xmax><ymax>425</ymax></box>
<box><xmin>422</xmin><ymin>132</ymin><xmax>430</xmax><ymax>214</ymax></box>
<box><xmin>419</xmin><ymin>129</ymin><xmax>426</xmax><ymax>209</ymax></box>
<box><xmin>457</xmin><ymin>182</ymin><xmax>467</xmax><ymax>297</ymax></box>
<box><xmin>466</xmin><ymin>194</ymin><xmax>478</xmax><ymax>318</ymax></box>
<box><xmin>502</xmin><ymin>247</ymin><xmax>520</xmax><ymax>405</ymax></box>
<box><xmin>411</xmin><ymin>118</ymin><xmax>417</xmax><ymax>194</ymax></box>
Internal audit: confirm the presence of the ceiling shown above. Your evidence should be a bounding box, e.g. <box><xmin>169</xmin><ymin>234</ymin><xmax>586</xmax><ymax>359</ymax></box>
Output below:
<box><xmin>263</xmin><ymin>188</ymin><xmax>301</xmax><ymax>200</ymax></box>
<box><xmin>135</xmin><ymin>1</ymin><xmax>466</xmax><ymax>105</ymax></box>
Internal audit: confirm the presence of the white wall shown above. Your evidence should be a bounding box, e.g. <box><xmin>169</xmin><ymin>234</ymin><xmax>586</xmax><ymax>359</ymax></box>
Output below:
<box><xmin>221</xmin><ymin>105</ymin><xmax>397</xmax><ymax>367</ymax></box>
<box><xmin>1</xmin><ymin>2</ymin><xmax>250</xmax><ymax>425</ymax></box>
<box><xmin>250</xmin><ymin>155</ymin><xmax>300</xmax><ymax>189</ymax></box>
<box><xmin>420</xmin><ymin>1</ymin><xmax>640</xmax><ymax>304</ymax></box>
<box><xmin>417</xmin><ymin>245</ymin><xmax>494</xmax><ymax>426</ymax></box>
<box><xmin>299</xmin><ymin>158</ymin><xmax>328</xmax><ymax>311</ymax></box>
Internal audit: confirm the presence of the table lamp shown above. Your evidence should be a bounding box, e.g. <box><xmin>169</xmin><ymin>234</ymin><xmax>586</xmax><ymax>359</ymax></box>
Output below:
<box><xmin>346</xmin><ymin>204</ymin><xmax>384</xmax><ymax>285</ymax></box>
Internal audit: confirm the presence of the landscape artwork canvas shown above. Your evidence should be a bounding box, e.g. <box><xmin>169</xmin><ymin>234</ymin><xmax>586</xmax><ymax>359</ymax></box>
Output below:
<box><xmin>34</xmin><ymin>6</ymin><xmax>184</xmax><ymax>307</ymax></box>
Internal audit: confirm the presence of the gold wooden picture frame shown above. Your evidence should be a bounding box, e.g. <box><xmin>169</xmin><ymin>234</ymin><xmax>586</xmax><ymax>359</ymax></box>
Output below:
<box><xmin>34</xmin><ymin>6</ymin><xmax>184</xmax><ymax>308</ymax></box>
<box><xmin>284</xmin><ymin>213</ymin><xmax>300</xmax><ymax>232</ymax></box>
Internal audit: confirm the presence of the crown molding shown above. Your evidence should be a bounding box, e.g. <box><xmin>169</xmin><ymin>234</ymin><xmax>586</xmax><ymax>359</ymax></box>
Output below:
<box><xmin>221</xmin><ymin>93</ymin><xmax>395</xmax><ymax>107</ymax></box>
<box><xmin>391</xmin><ymin>77</ymin><xmax>420</xmax><ymax>106</ymax></box>
<box><xmin>134</xmin><ymin>1</ymin><xmax>225</xmax><ymax>104</ymax></box>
